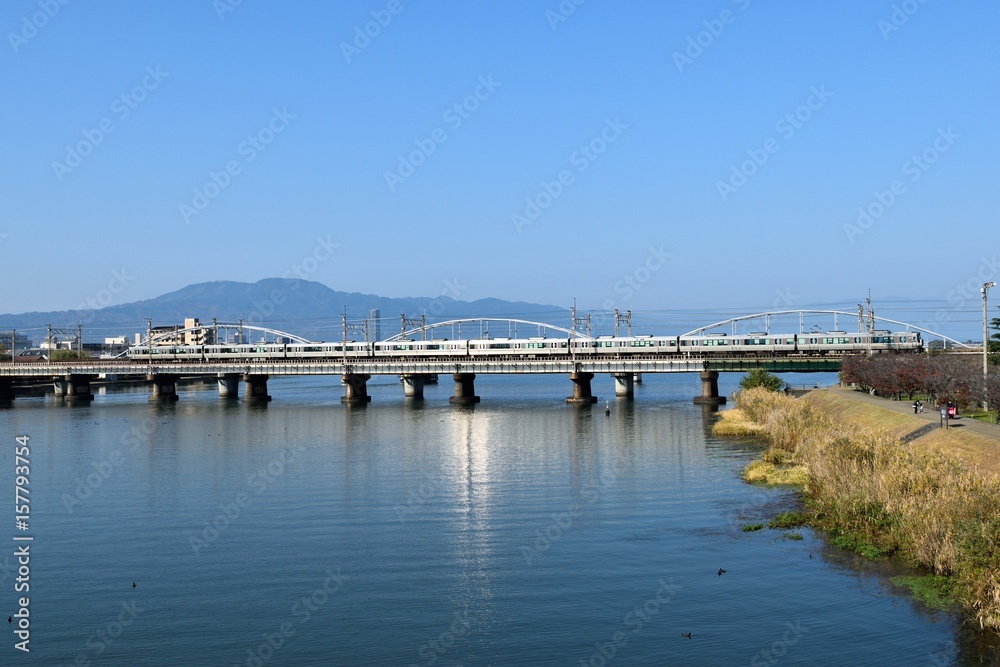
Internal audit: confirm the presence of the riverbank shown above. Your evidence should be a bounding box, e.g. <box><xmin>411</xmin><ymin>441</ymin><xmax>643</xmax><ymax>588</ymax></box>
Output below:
<box><xmin>716</xmin><ymin>386</ymin><xmax>1000</xmax><ymax>630</ymax></box>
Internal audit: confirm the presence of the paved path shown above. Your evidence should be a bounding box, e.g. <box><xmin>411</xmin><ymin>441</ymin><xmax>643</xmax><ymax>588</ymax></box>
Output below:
<box><xmin>825</xmin><ymin>385</ymin><xmax>1000</xmax><ymax>443</ymax></box>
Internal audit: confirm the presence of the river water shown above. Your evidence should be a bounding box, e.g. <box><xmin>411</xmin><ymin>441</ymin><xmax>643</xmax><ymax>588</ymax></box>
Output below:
<box><xmin>1</xmin><ymin>372</ymin><xmax>996</xmax><ymax>666</ymax></box>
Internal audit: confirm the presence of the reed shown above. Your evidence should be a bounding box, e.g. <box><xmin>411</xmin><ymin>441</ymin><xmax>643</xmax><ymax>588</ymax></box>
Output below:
<box><xmin>730</xmin><ymin>387</ymin><xmax>1000</xmax><ymax>629</ymax></box>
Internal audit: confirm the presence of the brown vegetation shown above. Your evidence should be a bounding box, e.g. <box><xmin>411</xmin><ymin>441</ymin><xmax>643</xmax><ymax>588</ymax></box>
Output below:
<box><xmin>729</xmin><ymin>387</ymin><xmax>1000</xmax><ymax>629</ymax></box>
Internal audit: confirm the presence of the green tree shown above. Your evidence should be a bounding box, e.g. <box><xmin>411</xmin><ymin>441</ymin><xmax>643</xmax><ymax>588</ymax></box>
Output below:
<box><xmin>739</xmin><ymin>369</ymin><xmax>785</xmax><ymax>392</ymax></box>
<box><xmin>0</xmin><ymin>342</ymin><xmax>8</xmax><ymax>361</ymax></box>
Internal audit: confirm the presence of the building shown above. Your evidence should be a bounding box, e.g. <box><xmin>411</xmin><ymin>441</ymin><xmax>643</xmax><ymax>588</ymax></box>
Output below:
<box><xmin>137</xmin><ymin>318</ymin><xmax>215</xmax><ymax>346</ymax></box>
<box><xmin>0</xmin><ymin>331</ymin><xmax>33</xmax><ymax>353</ymax></box>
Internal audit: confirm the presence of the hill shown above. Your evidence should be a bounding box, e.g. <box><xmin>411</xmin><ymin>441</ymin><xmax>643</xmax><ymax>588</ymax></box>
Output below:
<box><xmin>1</xmin><ymin>279</ymin><xmax>567</xmax><ymax>344</ymax></box>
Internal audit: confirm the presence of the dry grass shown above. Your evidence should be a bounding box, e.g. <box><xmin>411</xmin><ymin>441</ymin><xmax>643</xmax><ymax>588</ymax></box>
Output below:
<box><xmin>743</xmin><ymin>460</ymin><xmax>811</xmax><ymax>486</ymax></box>
<box><xmin>724</xmin><ymin>387</ymin><xmax>1000</xmax><ymax>630</ymax></box>
<box><xmin>711</xmin><ymin>409</ymin><xmax>767</xmax><ymax>437</ymax></box>
<box><xmin>802</xmin><ymin>390</ymin><xmax>919</xmax><ymax>439</ymax></box>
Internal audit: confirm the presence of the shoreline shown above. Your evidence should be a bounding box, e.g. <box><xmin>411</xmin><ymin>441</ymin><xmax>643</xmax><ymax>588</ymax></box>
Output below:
<box><xmin>715</xmin><ymin>386</ymin><xmax>1000</xmax><ymax>632</ymax></box>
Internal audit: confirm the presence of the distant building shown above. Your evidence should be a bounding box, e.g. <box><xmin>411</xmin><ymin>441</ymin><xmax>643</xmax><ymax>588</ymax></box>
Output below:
<box><xmin>0</xmin><ymin>332</ymin><xmax>32</xmax><ymax>352</ymax></box>
<box><xmin>138</xmin><ymin>318</ymin><xmax>215</xmax><ymax>346</ymax></box>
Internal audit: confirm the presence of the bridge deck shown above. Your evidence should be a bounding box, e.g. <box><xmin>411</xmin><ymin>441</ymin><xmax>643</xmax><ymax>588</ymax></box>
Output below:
<box><xmin>0</xmin><ymin>356</ymin><xmax>842</xmax><ymax>377</ymax></box>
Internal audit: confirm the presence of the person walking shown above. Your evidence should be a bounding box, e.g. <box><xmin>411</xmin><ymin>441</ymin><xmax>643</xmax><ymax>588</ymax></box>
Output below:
<box><xmin>913</xmin><ymin>400</ymin><xmax>919</xmax><ymax>414</ymax></box>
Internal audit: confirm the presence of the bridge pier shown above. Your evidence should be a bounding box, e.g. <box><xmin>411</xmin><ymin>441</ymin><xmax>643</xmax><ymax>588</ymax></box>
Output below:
<box><xmin>450</xmin><ymin>373</ymin><xmax>480</xmax><ymax>404</ymax></box>
<box><xmin>0</xmin><ymin>377</ymin><xmax>13</xmax><ymax>403</ymax></box>
<box><xmin>402</xmin><ymin>374</ymin><xmax>425</xmax><ymax>400</ymax></box>
<box><xmin>243</xmin><ymin>374</ymin><xmax>272</xmax><ymax>403</ymax></box>
<box><xmin>634</xmin><ymin>373</ymin><xmax>642</xmax><ymax>384</ymax></box>
<box><xmin>53</xmin><ymin>377</ymin><xmax>67</xmax><ymax>397</ymax></box>
<box><xmin>341</xmin><ymin>373</ymin><xmax>372</xmax><ymax>404</ymax></box>
<box><xmin>693</xmin><ymin>370</ymin><xmax>726</xmax><ymax>405</ymax></box>
<box><xmin>217</xmin><ymin>373</ymin><xmax>240</xmax><ymax>398</ymax></box>
<box><xmin>612</xmin><ymin>373</ymin><xmax>634</xmax><ymax>399</ymax></box>
<box><xmin>65</xmin><ymin>375</ymin><xmax>95</xmax><ymax>403</ymax></box>
<box><xmin>148</xmin><ymin>373</ymin><xmax>180</xmax><ymax>402</ymax></box>
<box><xmin>567</xmin><ymin>372</ymin><xmax>597</xmax><ymax>404</ymax></box>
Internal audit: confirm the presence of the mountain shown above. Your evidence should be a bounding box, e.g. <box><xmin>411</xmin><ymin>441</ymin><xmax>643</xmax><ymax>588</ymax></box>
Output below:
<box><xmin>1</xmin><ymin>279</ymin><xmax>568</xmax><ymax>344</ymax></box>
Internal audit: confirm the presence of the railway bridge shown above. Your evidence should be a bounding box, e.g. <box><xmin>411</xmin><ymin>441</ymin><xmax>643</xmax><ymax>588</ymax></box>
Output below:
<box><xmin>0</xmin><ymin>311</ymin><xmax>962</xmax><ymax>407</ymax></box>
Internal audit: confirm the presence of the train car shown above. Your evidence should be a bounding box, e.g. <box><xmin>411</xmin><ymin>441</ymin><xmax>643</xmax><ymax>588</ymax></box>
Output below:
<box><xmin>678</xmin><ymin>333</ymin><xmax>732</xmax><ymax>355</ymax></box>
<box><xmin>204</xmin><ymin>344</ymin><xmax>288</xmax><ymax>360</ymax></box>
<box><xmin>572</xmin><ymin>335</ymin><xmax>680</xmax><ymax>357</ymax></box>
<box><xmin>728</xmin><ymin>333</ymin><xmax>797</xmax><ymax>355</ymax></box>
<box><xmin>373</xmin><ymin>339</ymin><xmax>467</xmax><ymax>358</ymax></box>
<box><xmin>795</xmin><ymin>331</ymin><xmax>922</xmax><ymax>355</ymax></box>
<box><xmin>285</xmin><ymin>342</ymin><xmax>374</xmax><ymax>359</ymax></box>
<box><xmin>468</xmin><ymin>337</ymin><xmax>569</xmax><ymax>357</ymax></box>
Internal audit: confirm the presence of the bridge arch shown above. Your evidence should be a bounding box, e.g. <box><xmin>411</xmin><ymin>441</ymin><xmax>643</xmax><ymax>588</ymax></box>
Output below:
<box><xmin>121</xmin><ymin>323</ymin><xmax>311</xmax><ymax>356</ymax></box>
<box><xmin>680</xmin><ymin>309</ymin><xmax>972</xmax><ymax>349</ymax></box>
<box><xmin>382</xmin><ymin>318</ymin><xmax>590</xmax><ymax>342</ymax></box>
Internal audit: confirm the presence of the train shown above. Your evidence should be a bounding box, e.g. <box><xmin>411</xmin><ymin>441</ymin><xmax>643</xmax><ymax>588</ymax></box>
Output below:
<box><xmin>124</xmin><ymin>330</ymin><xmax>923</xmax><ymax>362</ymax></box>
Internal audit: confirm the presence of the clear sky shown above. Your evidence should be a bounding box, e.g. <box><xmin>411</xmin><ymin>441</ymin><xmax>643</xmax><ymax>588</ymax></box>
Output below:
<box><xmin>3</xmin><ymin>1</ymin><xmax>999</xmax><ymax>338</ymax></box>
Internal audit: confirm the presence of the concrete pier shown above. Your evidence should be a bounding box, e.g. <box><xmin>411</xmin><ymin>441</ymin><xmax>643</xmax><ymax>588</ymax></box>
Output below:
<box><xmin>0</xmin><ymin>377</ymin><xmax>13</xmax><ymax>403</ymax></box>
<box><xmin>148</xmin><ymin>373</ymin><xmax>180</xmax><ymax>402</ymax></box>
<box><xmin>449</xmin><ymin>373</ymin><xmax>480</xmax><ymax>404</ymax></box>
<box><xmin>217</xmin><ymin>373</ymin><xmax>240</xmax><ymax>398</ymax></box>
<box><xmin>341</xmin><ymin>373</ymin><xmax>372</xmax><ymax>404</ymax></box>
<box><xmin>567</xmin><ymin>372</ymin><xmax>598</xmax><ymax>404</ymax></box>
<box><xmin>693</xmin><ymin>370</ymin><xmax>726</xmax><ymax>405</ymax></box>
<box><xmin>612</xmin><ymin>373</ymin><xmax>634</xmax><ymax>399</ymax></box>
<box><xmin>65</xmin><ymin>375</ymin><xmax>95</xmax><ymax>403</ymax></box>
<box><xmin>402</xmin><ymin>374</ymin><xmax>425</xmax><ymax>400</ymax></box>
<box><xmin>243</xmin><ymin>374</ymin><xmax>272</xmax><ymax>403</ymax></box>
<box><xmin>53</xmin><ymin>377</ymin><xmax>67</xmax><ymax>397</ymax></box>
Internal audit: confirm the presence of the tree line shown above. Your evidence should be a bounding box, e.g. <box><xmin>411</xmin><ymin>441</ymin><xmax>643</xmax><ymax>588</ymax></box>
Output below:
<box><xmin>841</xmin><ymin>353</ymin><xmax>1000</xmax><ymax>410</ymax></box>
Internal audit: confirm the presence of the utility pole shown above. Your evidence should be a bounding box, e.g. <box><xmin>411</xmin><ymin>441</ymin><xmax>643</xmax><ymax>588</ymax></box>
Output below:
<box><xmin>983</xmin><ymin>282</ymin><xmax>995</xmax><ymax>412</ymax></box>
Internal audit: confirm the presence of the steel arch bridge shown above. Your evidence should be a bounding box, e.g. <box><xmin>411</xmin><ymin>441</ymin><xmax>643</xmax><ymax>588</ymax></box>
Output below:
<box><xmin>115</xmin><ymin>323</ymin><xmax>311</xmax><ymax>357</ymax></box>
<box><xmin>680</xmin><ymin>309</ymin><xmax>972</xmax><ymax>349</ymax></box>
<box><xmin>383</xmin><ymin>318</ymin><xmax>590</xmax><ymax>343</ymax></box>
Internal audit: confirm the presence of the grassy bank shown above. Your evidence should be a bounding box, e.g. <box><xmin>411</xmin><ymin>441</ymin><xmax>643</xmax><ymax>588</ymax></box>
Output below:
<box><xmin>714</xmin><ymin>387</ymin><xmax>1000</xmax><ymax>630</ymax></box>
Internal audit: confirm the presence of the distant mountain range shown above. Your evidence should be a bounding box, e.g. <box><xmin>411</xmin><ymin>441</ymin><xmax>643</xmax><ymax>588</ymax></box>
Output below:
<box><xmin>1</xmin><ymin>279</ymin><xmax>567</xmax><ymax>344</ymax></box>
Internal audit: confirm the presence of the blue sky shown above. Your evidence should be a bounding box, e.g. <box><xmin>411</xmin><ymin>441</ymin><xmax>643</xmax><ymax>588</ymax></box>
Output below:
<box><xmin>3</xmin><ymin>1</ymin><xmax>999</xmax><ymax>338</ymax></box>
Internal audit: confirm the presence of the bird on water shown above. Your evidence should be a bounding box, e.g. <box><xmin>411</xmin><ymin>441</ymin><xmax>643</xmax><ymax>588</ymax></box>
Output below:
<box><xmin>717</xmin><ymin>568</ymin><xmax>726</xmax><ymax>576</ymax></box>
<box><xmin>680</xmin><ymin>632</ymin><xmax>692</xmax><ymax>639</ymax></box>
<box><xmin>132</xmin><ymin>582</ymin><xmax>136</xmax><ymax>589</ymax></box>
